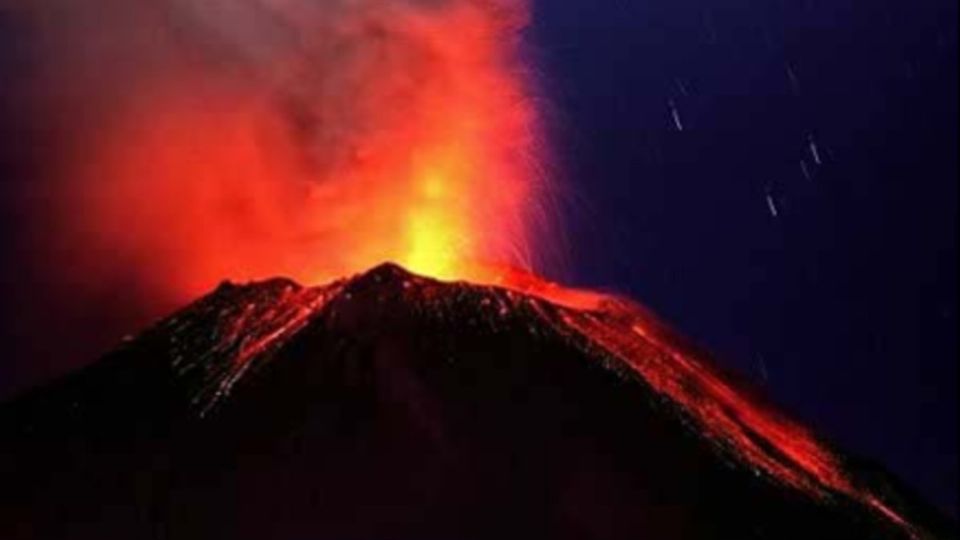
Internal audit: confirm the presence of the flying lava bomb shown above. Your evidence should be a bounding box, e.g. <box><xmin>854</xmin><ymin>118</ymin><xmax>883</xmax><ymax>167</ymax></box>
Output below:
<box><xmin>0</xmin><ymin>1</ymin><xmax>955</xmax><ymax>539</ymax></box>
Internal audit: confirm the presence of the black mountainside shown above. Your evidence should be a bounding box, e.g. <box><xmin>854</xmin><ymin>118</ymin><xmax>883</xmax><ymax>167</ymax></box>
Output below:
<box><xmin>0</xmin><ymin>264</ymin><xmax>954</xmax><ymax>539</ymax></box>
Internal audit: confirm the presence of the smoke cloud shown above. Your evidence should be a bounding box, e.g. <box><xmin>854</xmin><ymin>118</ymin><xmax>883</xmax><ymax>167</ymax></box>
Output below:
<box><xmin>0</xmin><ymin>0</ymin><xmax>556</xmax><ymax>391</ymax></box>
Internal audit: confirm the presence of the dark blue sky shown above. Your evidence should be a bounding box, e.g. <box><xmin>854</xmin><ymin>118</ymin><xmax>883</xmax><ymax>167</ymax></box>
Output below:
<box><xmin>530</xmin><ymin>0</ymin><xmax>956</xmax><ymax>514</ymax></box>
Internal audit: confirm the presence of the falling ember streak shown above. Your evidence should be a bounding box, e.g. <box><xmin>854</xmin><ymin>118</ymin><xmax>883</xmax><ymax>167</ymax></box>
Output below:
<box><xmin>786</xmin><ymin>63</ymin><xmax>800</xmax><ymax>94</ymax></box>
<box><xmin>669</xmin><ymin>99</ymin><xmax>684</xmax><ymax>131</ymax></box>
<box><xmin>808</xmin><ymin>134</ymin><xmax>823</xmax><ymax>165</ymax></box>
<box><xmin>766</xmin><ymin>193</ymin><xmax>780</xmax><ymax>218</ymax></box>
<box><xmin>756</xmin><ymin>354</ymin><xmax>770</xmax><ymax>383</ymax></box>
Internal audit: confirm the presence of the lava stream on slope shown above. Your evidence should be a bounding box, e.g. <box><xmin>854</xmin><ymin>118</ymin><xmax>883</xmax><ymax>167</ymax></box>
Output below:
<box><xmin>150</xmin><ymin>262</ymin><xmax>918</xmax><ymax>537</ymax></box>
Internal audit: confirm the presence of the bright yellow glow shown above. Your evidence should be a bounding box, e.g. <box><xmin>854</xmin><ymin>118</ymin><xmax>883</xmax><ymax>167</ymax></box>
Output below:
<box><xmin>404</xmin><ymin>210</ymin><xmax>460</xmax><ymax>279</ymax></box>
<box><xmin>401</xmin><ymin>161</ymin><xmax>472</xmax><ymax>280</ymax></box>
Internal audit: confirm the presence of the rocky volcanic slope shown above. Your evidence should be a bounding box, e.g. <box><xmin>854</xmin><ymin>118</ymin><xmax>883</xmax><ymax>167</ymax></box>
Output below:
<box><xmin>0</xmin><ymin>264</ymin><xmax>954</xmax><ymax>539</ymax></box>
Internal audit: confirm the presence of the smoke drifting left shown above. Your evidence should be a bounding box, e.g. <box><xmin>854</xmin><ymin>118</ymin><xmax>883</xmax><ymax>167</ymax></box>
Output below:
<box><xmin>0</xmin><ymin>0</ymin><xmax>556</xmax><ymax>393</ymax></box>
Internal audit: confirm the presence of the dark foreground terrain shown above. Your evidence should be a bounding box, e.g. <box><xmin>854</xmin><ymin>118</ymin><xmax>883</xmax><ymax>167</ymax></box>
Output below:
<box><xmin>0</xmin><ymin>264</ymin><xmax>954</xmax><ymax>539</ymax></box>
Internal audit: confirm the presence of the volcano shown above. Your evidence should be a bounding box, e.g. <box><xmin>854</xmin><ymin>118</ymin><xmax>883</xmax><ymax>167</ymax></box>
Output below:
<box><xmin>0</xmin><ymin>264</ymin><xmax>953</xmax><ymax>539</ymax></box>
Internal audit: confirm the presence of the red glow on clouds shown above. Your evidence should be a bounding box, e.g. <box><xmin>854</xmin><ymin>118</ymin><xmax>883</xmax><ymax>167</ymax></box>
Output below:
<box><xmin>57</xmin><ymin>0</ymin><xmax>547</xmax><ymax>302</ymax></box>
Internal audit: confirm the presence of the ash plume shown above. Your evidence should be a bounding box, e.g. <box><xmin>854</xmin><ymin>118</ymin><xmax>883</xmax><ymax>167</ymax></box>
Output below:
<box><xmin>0</xmin><ymin>0</ymin><xmax>557</xmax><ymax>391</ymax></box>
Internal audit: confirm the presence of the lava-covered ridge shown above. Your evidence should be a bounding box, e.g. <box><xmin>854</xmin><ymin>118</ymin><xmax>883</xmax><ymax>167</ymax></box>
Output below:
<box><xmin>1</xmin><ymin>264</ymin><xmax>952</xmax><ymax>539</ymax></box>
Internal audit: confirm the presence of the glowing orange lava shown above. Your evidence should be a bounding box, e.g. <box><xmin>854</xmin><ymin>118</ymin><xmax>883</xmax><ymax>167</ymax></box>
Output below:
<box><xmin>173</xmin><ymin>263</ymin><xmax>918</xmax><ymax>538</ymax></box>
<box><xmin>485</xmin><ymin>268</ymin><xmax>918</xmax><ymax>537</ymax></box>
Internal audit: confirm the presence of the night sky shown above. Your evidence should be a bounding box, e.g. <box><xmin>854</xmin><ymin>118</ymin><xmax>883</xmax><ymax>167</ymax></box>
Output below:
<box><xmin>531</xmin><ymin>0</ymin><xmax>957</xmax><ymax>514</ymax></box>
<box><xmin>2</xmin><ymin>0</ymin><xmax>957</xmax><ymax>516</ymax></box>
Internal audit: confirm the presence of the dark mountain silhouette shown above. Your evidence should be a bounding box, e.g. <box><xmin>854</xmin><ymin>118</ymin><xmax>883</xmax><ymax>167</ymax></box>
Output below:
<box><xmin>0</xmin><ymin>263</ymin><xmax>954</xmax><ymax>539</ymax></box>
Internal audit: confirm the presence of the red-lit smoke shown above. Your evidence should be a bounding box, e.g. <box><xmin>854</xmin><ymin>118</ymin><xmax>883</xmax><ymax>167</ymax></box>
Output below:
<box><xmin>26</xmin><ymin>0</ymin><xmax>552</xmax><ymax>303</ymax></box>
